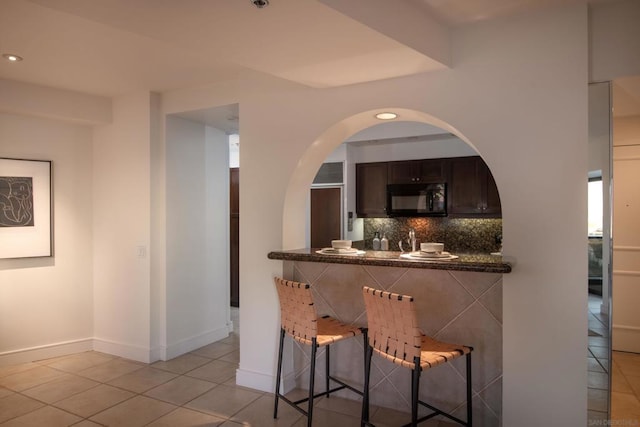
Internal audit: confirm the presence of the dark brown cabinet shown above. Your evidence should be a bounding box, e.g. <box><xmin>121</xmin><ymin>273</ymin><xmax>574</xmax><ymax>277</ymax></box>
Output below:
<box><xmin>388</xmin><ymin>159</ymin><xmax>444</xmax><ymax>184</ymax></box>
<box><xmin>356</xmin><ymin>162</ymin><xmax>388</xmax><ymax>217</ymax></box>
<box><xmin>355</xmin><ymin>156</ymin><xmax>500</xmax><ymax>218</ymax></box>
<box><xmin>447</xmin><ymin>156</ymin><xmax>501</xmax><ymax>216</ymax></box>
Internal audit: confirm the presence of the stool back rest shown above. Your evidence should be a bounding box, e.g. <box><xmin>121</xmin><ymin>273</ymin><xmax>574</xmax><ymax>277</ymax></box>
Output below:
<box><xmin>362</xmin><ymin>286</ymin><xmax>421</xmax><ymax>363</ymax></box>
<box><xmin>274</xmin><ymin>277</ymin><xmax>318</xmax><ymax>341</ymax></box>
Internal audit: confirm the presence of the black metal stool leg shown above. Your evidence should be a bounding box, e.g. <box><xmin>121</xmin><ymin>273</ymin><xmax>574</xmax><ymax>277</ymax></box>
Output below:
<box><xmin>361</xmin><ymin>340</ymin><xmax>372</xmax><ymax>427</ymax></box>
<box><xmin>326</xmin><ymin>345</ymin><xmax>331</xmax><ymax>398</ymax></box>
<box><xmin>411</xmin><ymin>358</ymin><xmax>420</xmax><ymax>427</ymax></box>
<box><xmin>307</xmin><ymin>338</ymin><xmax>318</xmax><ymax>427</ymax></box>
<box><xmin>274</xmin><ymin>328</ymin><xmax>285</xmax><ymax>419</ymax></box>
<box><xmin>466</xmin><ymin>352</ymin><xmax>473</xmax><ymax>426</ymax></box>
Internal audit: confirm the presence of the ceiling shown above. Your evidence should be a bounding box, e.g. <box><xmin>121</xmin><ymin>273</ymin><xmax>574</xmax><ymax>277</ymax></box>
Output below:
<box><xmin>0</xmin><ymin>0</ymin><xmax>623</xmax><ymax>99</ymax></box>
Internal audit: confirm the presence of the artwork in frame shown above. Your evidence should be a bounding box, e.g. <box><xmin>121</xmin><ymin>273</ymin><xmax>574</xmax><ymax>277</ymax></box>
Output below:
<box><xmin>0</xmin><ymin>158</ymin><xmax>52</xmax><ymax>259</ymax></box>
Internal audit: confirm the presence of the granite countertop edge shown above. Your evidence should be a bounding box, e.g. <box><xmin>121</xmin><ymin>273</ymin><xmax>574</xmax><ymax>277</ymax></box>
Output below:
<box><xmin>268</xmin><ymin>249</ymin><xmax>513</xmax><ymax>274</ymax></box>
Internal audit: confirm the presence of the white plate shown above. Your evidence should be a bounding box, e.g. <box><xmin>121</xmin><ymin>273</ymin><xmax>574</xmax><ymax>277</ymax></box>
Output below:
<box><xmin>400</xmin><ymin>252</ymin><xmax>458</xmax><ymax>260</ymax></box>
<box><xmin>414</xmin><ymin>251</ymin><xmax>452</xmax><ymax>258</ymax></box>
<box><xmin>316</xmin><ymin>248</ymin><xmax>365</xmax><ymax>256</ymax></box>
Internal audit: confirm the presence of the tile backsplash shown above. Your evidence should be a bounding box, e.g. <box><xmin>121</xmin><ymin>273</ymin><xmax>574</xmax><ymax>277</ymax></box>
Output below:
<box><xmin>363</xmin><ymin>217</ymin><xmax>502</xmax><ymax>253</ymax></box>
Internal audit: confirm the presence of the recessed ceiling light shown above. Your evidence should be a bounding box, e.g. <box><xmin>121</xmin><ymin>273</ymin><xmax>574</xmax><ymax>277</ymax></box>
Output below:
<box><xmin>251</xmin><ymin>0</ymin><xmax>269</xmax><ymax>8</ymax></box>
<box><xmin>375</xmin><ymin>112</ymin><xmax>397</xmax><ymax>120</ymax></box>
<box><xmin>2</xmin><ymin>53</ymin><xmax>23</xmax><ymax>62</ymax></box>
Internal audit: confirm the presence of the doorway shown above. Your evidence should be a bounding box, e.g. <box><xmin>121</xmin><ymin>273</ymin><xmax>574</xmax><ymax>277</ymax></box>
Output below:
<box><xmin>230</xmin><ymin>167</ymin><xmax>239</xmax><ymax>307</ymax></box>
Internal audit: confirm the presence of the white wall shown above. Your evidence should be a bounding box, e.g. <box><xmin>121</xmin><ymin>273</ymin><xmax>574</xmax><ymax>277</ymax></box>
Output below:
<box><xmin>612</xmin><ymin>115</ymin><xmax>640</xmax><ymax>352</ymax></box>
<box><xmin>349</xmin><ymin>135</ymin><xmax>476</xmax><ymax>163</ymax></box>
<box><xmin>163</xmin><ymin>4</ymin><xmax>589</xmax><ymax>426</ymax></box>
<box><xmin>0</xmin><ymin>112</ymin><xmax>94</xmax><ymax>365</ymax></box>
<box><xmin>164</xmin><ymin>116</ymin><xmax>231</xmax><ymax>359</ymax></box>
<box><xmin>92</xmin><ymin>92</ymin><xmax>154</xmax><ymax>362</ymax></box>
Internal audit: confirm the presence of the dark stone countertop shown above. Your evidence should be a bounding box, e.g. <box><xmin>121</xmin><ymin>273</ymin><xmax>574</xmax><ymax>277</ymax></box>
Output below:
<box><xmin>267</xmin><ymin>248</ymin><xmax>513</xmax><ymax>273</ymax></box>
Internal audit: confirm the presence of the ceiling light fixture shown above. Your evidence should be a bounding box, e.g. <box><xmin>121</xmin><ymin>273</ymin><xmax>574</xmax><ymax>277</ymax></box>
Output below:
<box><xmin>251</xmin><ymin>0</ymin><xmax>269</xmax><ymax>8</ymax></box>
<box><xmin>2</xmin><ymin>53</ymin><xmax>23</xmax><ymax>62</ymax></box>
<box><xmin>375</xmin><ymin>112</ymin><xmax>397</xmax><ymax>120</ymax></box>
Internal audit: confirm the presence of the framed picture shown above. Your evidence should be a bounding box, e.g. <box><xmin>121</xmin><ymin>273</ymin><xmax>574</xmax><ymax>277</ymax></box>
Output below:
<box><xmin>0</xmin><ymin>158</ymin><xmax>52</xmax><ymax>259</ymax></box>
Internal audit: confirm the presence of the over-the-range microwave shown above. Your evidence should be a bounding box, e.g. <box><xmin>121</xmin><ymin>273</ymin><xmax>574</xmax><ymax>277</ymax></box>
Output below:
<box><xmin>386</xmin><ymin>183</ymin><xmax>447</xmax><ymax>217</ymax></box>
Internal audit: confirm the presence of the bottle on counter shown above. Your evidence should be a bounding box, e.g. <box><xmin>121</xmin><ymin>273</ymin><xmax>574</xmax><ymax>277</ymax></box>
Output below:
<box><xmin>380</xmin><ymin>233</ymin><xmax>389</xmax><ymax>251</ymax></box>
<box><xmin>372</xmin><ymin>232</ymin><xmax>381</xmax><ymax>250</ymax></box>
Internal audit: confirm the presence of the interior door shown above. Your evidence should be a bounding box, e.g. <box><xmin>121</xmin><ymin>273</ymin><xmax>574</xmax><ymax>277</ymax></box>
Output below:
<box><xmin>311</xmin><ymin>187</ymin><xmax>342</xmax><ymax>249</ymax></box>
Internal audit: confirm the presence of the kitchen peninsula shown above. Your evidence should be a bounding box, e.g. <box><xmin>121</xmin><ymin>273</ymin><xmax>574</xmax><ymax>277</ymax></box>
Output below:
<box><xmin>268</xmin><ymin>249</ymin><xmax>512</xmax><ymax>424</ymax></box>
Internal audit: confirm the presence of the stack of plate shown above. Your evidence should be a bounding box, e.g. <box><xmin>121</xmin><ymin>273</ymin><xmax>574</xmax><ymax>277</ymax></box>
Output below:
<box><xmin>317</xmin><ymin>247</ymin><xmax>360</xmax><ymax>254</ymax></box>
<box><xmin>412</xmin><ymin>251</ymin><xmax>452</xmax><ymax>259</ymax></box>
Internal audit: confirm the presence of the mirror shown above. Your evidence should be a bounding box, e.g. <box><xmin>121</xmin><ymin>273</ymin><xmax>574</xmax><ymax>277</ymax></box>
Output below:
<box><xmin>609</xmin><ymin>76</ymin><xmax>640</xmax><ymax>423</ymax></box>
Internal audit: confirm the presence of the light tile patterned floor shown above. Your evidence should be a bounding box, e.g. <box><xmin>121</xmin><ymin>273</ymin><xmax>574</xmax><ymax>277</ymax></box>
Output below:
<box><xmin>0</xmin><ymin>308</ymin><xmax>456</xmax><ymax>427</ymax></box>
<box><xmin>611</xmin><ymin>351</ymin><xmax>640</xmax><ymax>424</ymax></box>
<box><xmin>3</xmin><ymin>303</ymin><xmax>636</xmax><ymax>426</ymax></box>
<box><xmin>588</xmin><ymin>294</ymin><xmax>611</xmax><ymax>424</ymax></box>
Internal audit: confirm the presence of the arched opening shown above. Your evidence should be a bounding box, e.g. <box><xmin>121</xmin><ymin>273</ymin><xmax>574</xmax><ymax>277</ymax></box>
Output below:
<box><xmin>282</xmin><ymin>108</ymin><xmax>501</xmax><ymax>252</ymax></box>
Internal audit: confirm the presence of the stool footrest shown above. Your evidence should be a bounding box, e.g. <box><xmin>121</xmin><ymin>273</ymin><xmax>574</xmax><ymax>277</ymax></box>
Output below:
<box><xmin>277</xmin><ymin>376</ymin><xmax>363</xmax><ymax>417</ymax></box>
<box><xmin>397</xmin><ymin>399</ymin><xmax>469</xmax><ymax>427</ymax></box>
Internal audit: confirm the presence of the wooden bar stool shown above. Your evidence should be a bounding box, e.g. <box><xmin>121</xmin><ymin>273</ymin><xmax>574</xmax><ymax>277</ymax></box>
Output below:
<box><xmin>361</xmin><ymin>286</ymin><xmax>473</xmax><ymax>427</ymax></box>
<box><xmin>273</xmin><ymin>277</ymin><xmax>368</xmax><ymax>427</ymax></box>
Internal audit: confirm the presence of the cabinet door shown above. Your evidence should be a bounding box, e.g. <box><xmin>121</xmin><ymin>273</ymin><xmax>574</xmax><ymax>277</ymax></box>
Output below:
<box><xmin>418</xmin><ymin>159</ymin><xmax>444</xmax><ymax>182</ymax></box>
<box><xmin>388</xmin><ymin>160</ymin><xmax>419</xmax><ymax>184</ymax></box>
<box><xmin>482</xmin><ymin>166</ymin><xmax>502</xmax><ymax>215</ymax></box>
<box><xmin>356</xmin><ymin>162</ymin><xmax>388</xmax><ymax>217</ymax></box>
<box><xmin>448</xmin><ymin>157</ymin><xmax>483</xmax><ymax>214</ymax></box>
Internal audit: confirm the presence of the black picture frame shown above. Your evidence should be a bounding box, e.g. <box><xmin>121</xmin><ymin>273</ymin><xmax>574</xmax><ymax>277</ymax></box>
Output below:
<box><xmin>0</xmin><ymin>157</ymin><xmax>52</xmax><ymax>259</ymax></box>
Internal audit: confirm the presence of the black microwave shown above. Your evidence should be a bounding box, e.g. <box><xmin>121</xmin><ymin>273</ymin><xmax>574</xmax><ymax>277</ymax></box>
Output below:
<box><xmin>386</xmin><ymin>183</ymin><xmax>447</xmax><ymax>217</ymax></box>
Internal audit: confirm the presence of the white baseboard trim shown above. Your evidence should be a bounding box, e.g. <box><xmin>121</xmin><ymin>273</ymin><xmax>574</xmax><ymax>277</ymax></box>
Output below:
<box><xmin>236</xmin><ymin>367</ymin><xmax>275</xmax><ymax>393</ymax></box>
<box><xmin>93</xmin><ymin>338</ymin><xmax>153</xmax><ymax>363</ymax></box>
<box><xmin>612</xmin><ymin>324</ymin><xmax>640</xmax><ymax>353</ymax></box>
<box><xmin>235</xmin><ymin>367</ymin><xmax>296</xmax><ymax>394</ymax></box>
<box><xmin>0</xmin><ymin>338</ymin><xmax>93</xmax><ymax>367</ymax></box>
<box><xmin>163</xmin><ymin>326</ymin><xmax>231</xmax><ymax>361</ymax></box>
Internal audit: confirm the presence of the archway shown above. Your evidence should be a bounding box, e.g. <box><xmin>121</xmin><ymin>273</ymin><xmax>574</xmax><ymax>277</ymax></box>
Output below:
<box><xmin>281</xmin><ymin>108</ymin><xmax>482</xmax><ymax>249</ymax></box>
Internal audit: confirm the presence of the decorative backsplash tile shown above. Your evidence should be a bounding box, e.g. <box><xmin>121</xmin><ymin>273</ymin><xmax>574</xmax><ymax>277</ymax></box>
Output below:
<box><xmin>363</xmin><ymin>217</ymin><xmax>502</xmax><ymax>253</ymax></box>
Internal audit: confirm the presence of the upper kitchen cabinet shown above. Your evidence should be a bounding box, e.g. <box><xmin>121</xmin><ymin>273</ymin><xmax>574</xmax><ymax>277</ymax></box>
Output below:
<box><xmin>356</xmin><ymin>162</ymin><xmax>388</xmax><ymax>217</ymax></box>
<box><xmin>448</xmin><ymin>156</ymin><xmax>501</xmax><ymax>216</ymax></box>
<box><xmin>388</xmin><ymin>159</ymin><xmax>444</xmax><ymax>184</ymax></box>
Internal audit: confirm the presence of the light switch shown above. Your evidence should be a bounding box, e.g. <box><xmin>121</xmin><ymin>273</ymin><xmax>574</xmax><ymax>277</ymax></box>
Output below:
<box><xmin>137</xmin><ymin>246</ymin><xmax>147</xmax><ymax>258</ymax></box>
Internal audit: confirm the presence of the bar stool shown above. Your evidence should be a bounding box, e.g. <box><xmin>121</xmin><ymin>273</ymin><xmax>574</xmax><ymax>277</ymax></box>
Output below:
<box><xmin>273</xmin><ymin>277</ymin><xmax>368</xmax><ymax>427</ymax></box>
<box><xmin>361</xmin><ymin>286</ymin><xmax>473</xmax><ymax>427</ymax></box>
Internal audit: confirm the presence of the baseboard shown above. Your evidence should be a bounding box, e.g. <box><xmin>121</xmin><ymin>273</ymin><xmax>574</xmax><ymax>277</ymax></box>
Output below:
<box><xmin>612</xmin><ymin>324</ymin><xmax>640</xmax><ymax>353</ymax></box>
<box><xmin>163</xmin><ymin>325</ymin><xmax>232</xmax><ymax>361</ymax></box>
<box><xmin>0</xmin><ymin>338</ymin><xmax>93</xmax><ymax>367</ymax></box>
<box><xmin>236</xmin><ymin>367</ymin><xmax>275</xmax><ymax>393</ymax></box>
<box><xmin>93</xmin><ymin>338</ymin><xmax>154</xmax><ymax>363</ymax></box>
<box><xmin>235</xmin><ymin>367</ymin><xmax>295</xmax><ymax>394</ymax></box>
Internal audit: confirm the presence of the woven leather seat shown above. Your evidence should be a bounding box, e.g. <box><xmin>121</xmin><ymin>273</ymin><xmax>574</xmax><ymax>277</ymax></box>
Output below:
<box><xmin>273</xmin><ymin>277</ymin><xmax>367</xmax><ymax>427</ymax></box>
<box><xmin>361</xmin><ymin>286</ymin><xmax>473</xmax><ymax>427</ymax></box>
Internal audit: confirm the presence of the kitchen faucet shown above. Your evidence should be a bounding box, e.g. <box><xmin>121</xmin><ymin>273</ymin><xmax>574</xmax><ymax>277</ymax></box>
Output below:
<box><xmin>398</xmin><ymin>228</ymin><xmax>418</xmax><ymax>252</ymax></box>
